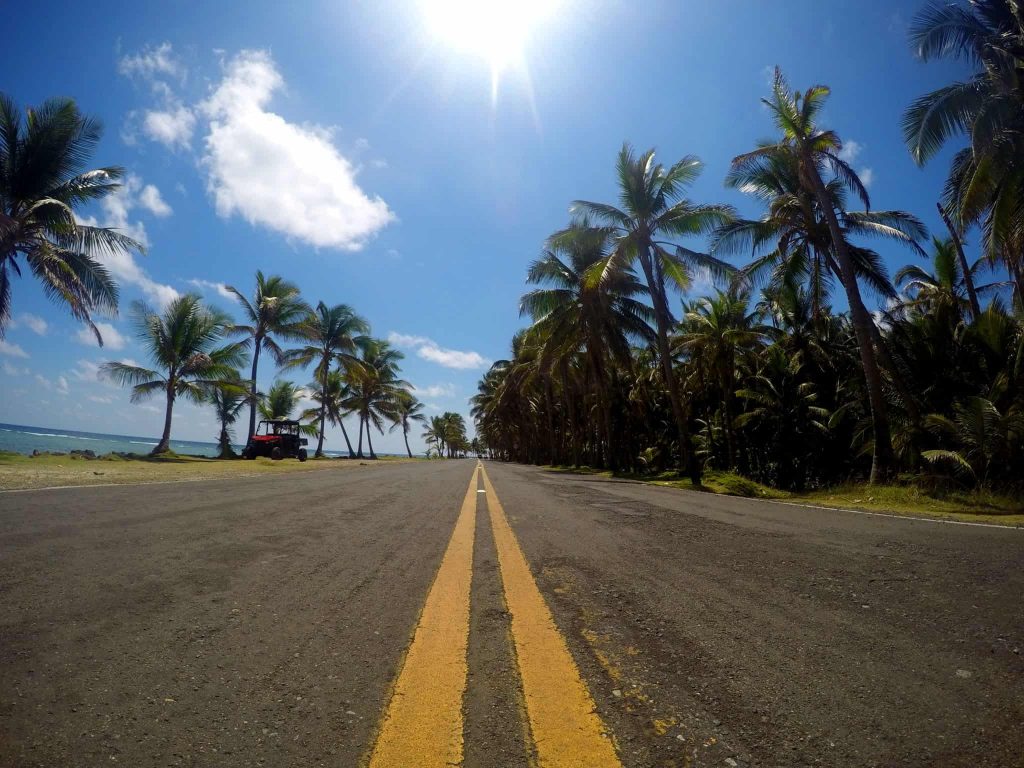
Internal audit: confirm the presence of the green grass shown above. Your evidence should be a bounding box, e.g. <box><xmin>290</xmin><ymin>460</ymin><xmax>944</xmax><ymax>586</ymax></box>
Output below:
<box><xmin>541</xmin><ymin>464</ymin><xmax>1024</xmax><ymax>526</ymax></box>
<box><xmin>0</xmin><ymin>450</ymin><xmax>417</xmax><ymax>491</ymax></box>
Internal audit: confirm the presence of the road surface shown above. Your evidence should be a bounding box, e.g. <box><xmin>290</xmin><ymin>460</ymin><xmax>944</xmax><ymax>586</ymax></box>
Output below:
<box><xmin>0</xmin><ymin>461</ymin><xmax>1021</xmax><ymax>767</ymax></box>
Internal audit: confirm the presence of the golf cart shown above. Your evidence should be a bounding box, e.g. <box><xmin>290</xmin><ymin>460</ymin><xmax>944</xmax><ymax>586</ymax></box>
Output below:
<box><xmin>244</xmin><ymin>419</ymin><xmax>308</xmax><ymax>461</ymax></box>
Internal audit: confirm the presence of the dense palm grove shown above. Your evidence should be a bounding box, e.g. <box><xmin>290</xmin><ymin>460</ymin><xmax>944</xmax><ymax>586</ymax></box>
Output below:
<box><xmin>0</xmin><ymin>94</ymin><xmax>474</xmax><ymax>459</ymax></box>
<box><xmin>473</xmin><ymin>2</ymin><xmax>1024</xmax><ymax>493</ymax></box>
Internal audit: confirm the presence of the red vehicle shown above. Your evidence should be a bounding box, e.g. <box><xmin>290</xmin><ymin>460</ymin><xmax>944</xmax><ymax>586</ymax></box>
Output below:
<box><xmin>244</xmin><ymin>419</ymin><xmax>308</xmax><ymax>461</ymax></box>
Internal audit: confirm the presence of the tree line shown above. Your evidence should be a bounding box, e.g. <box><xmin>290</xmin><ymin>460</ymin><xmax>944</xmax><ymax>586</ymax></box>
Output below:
<box><xmin>472</xmin><ymin>2</ymin><xmax>1024</xmax><ymax>493</ymax></box>
<box><xmin>0</xmin><ymin>93</ymin><xmax>462</xmax><ymax>460</ymax></box>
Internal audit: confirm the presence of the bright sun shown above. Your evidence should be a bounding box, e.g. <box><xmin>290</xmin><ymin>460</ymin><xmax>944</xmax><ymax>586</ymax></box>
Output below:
<box><xmin>422</xmin><ymin>0</ymin><xmax>556</xmax><ymax>73</ymax></box>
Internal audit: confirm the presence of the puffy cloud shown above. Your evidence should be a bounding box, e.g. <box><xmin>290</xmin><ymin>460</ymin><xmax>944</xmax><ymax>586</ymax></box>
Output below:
<box><xmin>388</xmin><ymin>332</ymin><xmax>489</xmax><ymax>370</ymax></box>
<box><xmin>75</xmin><ymin>322</ymin><xmax>127</xmax><ymax>350</ymax></box>
<box><xmin>142</xmin><ymin>104</ymin><xmax>196</xmax><ymax>150</ymax></box>
<box><xmin>838</xmin><ymin>139</ymin><xmax>863</xmax><ymax>163</ymax></box>
<box><xmin>187</xmin><ymin>278</ymin><xmax>235</xmax><ymax>300</ymax></box>
<box><xmin>56</xmin><ymin>376</ymin><xmax>70</xmax><ymax>396</ymax></box>
<box><xmin>199</xmin><ymin>50</ymin><xmax>394</xmax><ymax>250</ymax></box>
<box><xmin>118</xmin><ymin>42</ymin><xmax>185</xmax><ymax>83</ymax></box>
<box><xmin>2</xmin><ymin>360</ymin><xmax>28</xmax><ymax>376</ymax></box>
<box><xmin>414</xmin><ymin>383</ymin><xmax>457</xmax><ymax>398</ymax></box>
<box><xmin>11</xmin><ymin>313</ymin><xmax>47</xmax><ymax>335</ymax></box>
<box><xmin>860</xmin><ymin>168</ymin><xmax>874</xmax><ymax>188</ymax></box>
<box><xmin>138</xmin><ymin>183</ymin><xmax>173</xmax><ymax>217</ymax></box>
<box><xmin>0</xmin><ymin>340</ymin><xmax>29</xmax><ymax>358</ymax></box>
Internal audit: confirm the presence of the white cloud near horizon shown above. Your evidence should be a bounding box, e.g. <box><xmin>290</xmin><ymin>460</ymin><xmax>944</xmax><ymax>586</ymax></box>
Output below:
<box><xmin>388</xmin><ymin>333</ymin><xmax>489</xmax><ymax>370</ymax></box>
<box><xmin>0</xmin><ymin>340</ymin><xmax>29</xmax><ymax>358</ymax></box>
<box><xmin>76</xmin><ymin>322</ymin><xmax>127</xmax><ymax>351</ymax></box>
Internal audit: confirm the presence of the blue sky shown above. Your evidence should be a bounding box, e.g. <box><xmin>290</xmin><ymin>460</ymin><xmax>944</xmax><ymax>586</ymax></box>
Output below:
<box><xmin>1</xmin><ymin>0</ymin><xmax>971</xmax><ymax>453</ymax></box>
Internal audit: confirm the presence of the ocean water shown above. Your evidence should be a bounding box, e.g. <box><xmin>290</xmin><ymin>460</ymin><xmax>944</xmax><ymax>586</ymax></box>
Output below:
<box><xmin>0</xmin><ymin>422</ymin><xmax>227</xmax><ymax>457</ymax></box>
<box><xmin>0</xmin><ymin>422</ymin><xmax>382</xmax><ymax>459</ymax></box>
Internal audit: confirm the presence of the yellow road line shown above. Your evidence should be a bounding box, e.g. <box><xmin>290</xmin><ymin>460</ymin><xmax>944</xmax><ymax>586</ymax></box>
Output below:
<box><xmin>481</xmin><ymin>464</ymin><xmax>622</xmax><ymax>768</ymax></box>
<box><xmin>367</xmin><ymin>466</ymin><xmax>479</xmax><ymax>768</ymax></box>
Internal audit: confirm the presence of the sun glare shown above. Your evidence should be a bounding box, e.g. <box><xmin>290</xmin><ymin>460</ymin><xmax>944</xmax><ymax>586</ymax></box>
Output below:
<box><xmin>422</xmin><ymin>0</ymin><xmax>556</xmax><ymax>73</ymax></box>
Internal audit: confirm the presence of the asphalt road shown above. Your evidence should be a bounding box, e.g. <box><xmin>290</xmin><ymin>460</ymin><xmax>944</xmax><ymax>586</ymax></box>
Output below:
<box><xmin>0</xmin><ymin>461</ymin><xmax>1021</xmax><ymax>767</ymax></box>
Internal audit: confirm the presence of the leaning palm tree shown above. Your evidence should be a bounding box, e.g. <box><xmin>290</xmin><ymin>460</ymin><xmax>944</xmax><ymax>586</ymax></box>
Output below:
<box><xmin>0</xmin><ymin>94</ymin><xmax>141</xmax><ymax>341</ymax></box>
<box><xmin>731</xmin><ymin>69</ymin><xmax>903</xmax><ymax>483</ymax></box>
<box><xmin>284</xmin><ymin>302</ymin><xmax>369</xmax><ymax>458</ymax></box>
<box><xmin>101</xmin><ymin>294</ymin><xmax>247</xmax><ymax>455</ymax></box>
<box><xmin>390</xmin><ymin>390</ymin><xmax>427</xmax><ymax>459</ymax></box>
<box><xmin>299</xmin><ymin>370</ymin><xmax>356</xmax><ymax>457</ymax></box>
<box><xmin>226</xmin><ymin>272</ymin><xmax>310</xmax><ymax>441</ymax></box>
<box><xmin>344</xmin><ymin>339</ymin><xmax>406</xmax><ymax>459</ymax></box>
<box><xmin>569</xmin><ymin>143</ymin><xmax>735</xmax><ymax>480</ymax></box>
<box><xmin>208</xmin><ymin>371</ymin><xmax>249</xmax><ymax>458</ymax></box>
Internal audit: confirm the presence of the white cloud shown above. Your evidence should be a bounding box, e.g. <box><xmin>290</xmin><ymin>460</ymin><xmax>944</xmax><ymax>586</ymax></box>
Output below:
<box><xmin>56</xmin><ymin>376</ymin><xmax>69</xmax><ymax>396</ymax></box>
<box><xmin>88</xmin><ymin>394</ymin><xmax>114</xmax><ymax>404</ymax></box>
<box><xmin>199</xmin><ymin>50</ymin><xmax>394</xmax><ymax>251</ymax></box>
<box><xmin>118</xmin><ymin>42</ymin><xmax>185</xmax><ymax>83</ymax></box>
<box><xmin>75</xmin><ymin>322</ymin><xmax>127</xmax><ymax>350</ymax></box>
<box><xmin>71</xmin><ymin>360</ymin><xmax>102</xmax><ymax>382</ymax></box>
<box><xmin>860</xmin><ymin>168</ymin><xmax>874</xmax><ymax>188</ymax></box>
<box><xmin>388</xmin><ymin>332</ymin><xmax>489</xmax><ymax>370</ymax></box>
<box><xmin>33</xmin><ymin>373</ymin><xmax>69</xmax><ymax>394</ymax></box>
<box><xmin>2</xmin><ymin>360</ymin><xmax>28</xmax><ymax>376</ymax></box>
<box><xmin>0</xmin><ymin>340</ymin><xmax>29</xmax><ymax>358</ymax></box>
<box><xmin>414</xmin><ymin>383</ymin><xmax>457</xmax><ymax>398</ymax></box>
<box><xmin>138</xmin><ymin>184</ymin><xmax>173</xmax><ymax>217</ymax></box>
<box><xmin>838</xmin><ymin>140</ymin><xmax>863</xmax><ymax>163</ymax></box>
<box><xmin>79</xmin><ymin>174</ymin><xmax>180</xmax><ymax>308</ymax></box>
<box><xmin>187</xmin><ymin>278</ymin><xmax>235</xmax><ymax>300</ymax></box>
<box><xmin>142</xmin><ymin>104</ymin><xmax>196</xmax><ymax>150</ymax></box>
<box><xmin>11</xmin><ymin>313</ymin><xmax>48</xmax><ymax>335</ymax></box>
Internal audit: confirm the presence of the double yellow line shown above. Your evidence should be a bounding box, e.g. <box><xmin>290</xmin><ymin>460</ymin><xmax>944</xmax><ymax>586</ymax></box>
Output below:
<box><xmin>367</xmin><ymin>463</ymin><xmax>621</xmax><ymax>767</ymax></box>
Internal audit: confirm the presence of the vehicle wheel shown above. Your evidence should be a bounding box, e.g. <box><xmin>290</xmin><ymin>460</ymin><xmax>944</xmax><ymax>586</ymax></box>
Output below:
<box><xmin>298</xmin><ymin>449</ymin><xmax>308</xmax><ymax>462</ymax></box>
<box><xmin>271</xmin><ymin>447</ymin><xmax>283</xmax><ymax>461</ymax></box>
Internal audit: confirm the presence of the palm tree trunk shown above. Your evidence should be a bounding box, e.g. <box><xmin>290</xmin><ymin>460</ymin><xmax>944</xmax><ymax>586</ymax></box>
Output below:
<box><xmin>403</xmin><ymin>426</ymin><xmax>413</xmax><ymax>459</ymax></box>
<box><xmin>247</xmin><ymin>338</ymin><xmax>261</xmax><ymax>439</ymax></box>
<box><xmin>637</xmin><ymin>245</ymin><xmax>698</xmax><ymax>482</ymax></box>
<box><xmin>543</xmin><ymin>376</ymin><xmax>557</xmax><ymax>465</ymax></box>
<box><xmin>804</xmin><ymin>156</ymin><xmax>894</xmax><ymax>483</ymax></box>
<box><xmin>367</xmin><ymin>422</ymin><xmax>377</xmax><ymax>459</ymax></box>
<box><xmin>338</xmin><ymin>419</ymin><xmax>356</xmax><ymax>458</ymax></box>
<box><xmin>937</xmin><ymin>203</ymin><xmax>981</xmax><ymax>320</ymax></box>
<box><xmin>316</xmin><ymin>396</ymin><xmax>327</xmax><ymax>457</ymax></box>
<box><xmin>153</xmin><ymin>381</ymin><xmax>175</xmax><ymax>455</ymax></box>
<box><xmin>356</xmin><ymin>416</ymin><xmax>365</xmax><ymax>458</ymax></box>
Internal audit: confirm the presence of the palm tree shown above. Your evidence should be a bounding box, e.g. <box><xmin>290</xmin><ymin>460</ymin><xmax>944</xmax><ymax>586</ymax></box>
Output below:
<box><xmin>299</xmin><ymin>370</ymin><xmax>355</xmax><ymax>456</ymax></box>
<box><xmin>344</xmin><ymin>339</ymin><xmax>406</xmax><ymax>459</ymax></box>
<box><xmin>0</xmin><ymin>94</ymin><xmax>141</xmax><ymax>341</ymax></box>
<box><xmin>520</xmin><ymin>224</ymin><xmax>655</xmax><ymax>469</ymax></box>
<box><xmin>731</xmin><ymin>69</ymin><xmax>904</xmax><ymax>482</ymax></box>
<box><xmin>570</xmin><ymin>143</ymin><xmax>736</xmax><ymax>480</ymax></box>
<box><xmin>226</xmin><ymin>272</ymin><xmax>310</xmax><ymax>441</ymax></box>
<box><xmin>101</xmin><ymin>294</ymin><xmax>246</xmax><ymax>455</ymax></box>
<box><xmin>285</xmin><ymin>302</ymin><xmax>368</xmax><ymax>458</ymax></box>
<box><xmin>259</xmin><ymin>379</ymin><xmax>302</xmax><ymax>420</ymax></box>
<box><xmin>390</xmin><ymin>390</ymin><xmax>427</xmax><ymax>458</ymax></box>
<box><xmin>422</xmin><ymin>414</ymin><xmax>449</xmax><ymax>458</ymax></box>
<box><xmin>903</xmin><ymin>0</ymin><xmax>1024</xmax><ymax>285</ymax></box>
<box><xmin>208</xmin><ymin>371</ymin><xmax>249</xmax><ymax>458</ymax></box>
<box><xmin>895</xmin><ymin>236</ymin><xmax>990</xmax><ymax>321</ymax></box>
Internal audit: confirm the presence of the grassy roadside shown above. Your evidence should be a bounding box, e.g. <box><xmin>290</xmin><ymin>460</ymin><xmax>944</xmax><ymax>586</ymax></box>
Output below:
<box><xmin>543</xmin><ymin>466</ymin><xmax>1024</xmax><ymax>527</ymax></box>
<box><xmin>0</xmin><ymin>450</ymin><xmax>419</xmax><ymax>491</ymax></box>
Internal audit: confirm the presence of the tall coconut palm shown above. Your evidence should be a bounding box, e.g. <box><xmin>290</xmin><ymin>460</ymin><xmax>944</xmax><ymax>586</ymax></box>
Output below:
<box><xmin>299</xmin><ymin>370</ymin><xmax>356</xmax><ymax>456</ymax></box>
<box><xmin>895</xmin><ymin>236</ymin><xmax>991</xmax><ymax>320</ymax></box>
<box><xmin>101</xmin><ymin>294</ymin><xmax>247</xmax><ymax>455</ymax></box>
<box><xmin>520</xmin><ymin>224</ymin><xmax>655</xmax><ymax>469</ymax></box>
<box><xmin>390</xmin><ymin>390</ymin><xmax>427</xmax><ymax>458</ymax></box>
<box><xmin>903</xmin><ymin>0</ymin><xmax>1024</xmax><ymax>284</ymax></box>
<box><xmin>344</xmin><ymin>339</ymin><xmax>406</xmax><ymax>459</ymax></box>
<box><xmin>570</xmin><ymin>143</ymin><xmax>736</xmax><ymax>480</ymax></box>
<box><xmin>226</xmin><ymin>272</ymin><xmax>310</xmax><ymax>441</ymax></box>
<box><xmin>0</xmin><ymin>94</ymin><xmax>141</xmax><ymax>341</ymax></box>
<box><xmin>284</xmin><ymin>302</ymin><xmax>368</xmax><ymax>458</ymax></box>
<box><xmin>731</xmin><ymin>69</ymin><xmax>904</xmax><ymax>482</ymax></box>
